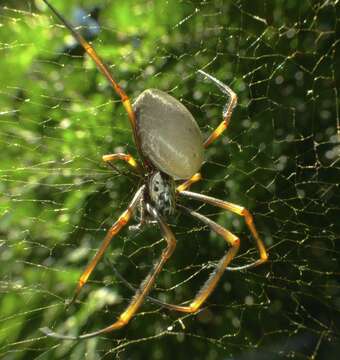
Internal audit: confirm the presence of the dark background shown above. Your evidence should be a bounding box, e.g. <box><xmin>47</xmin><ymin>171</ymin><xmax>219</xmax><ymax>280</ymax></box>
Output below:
<box><xmin>0</xmin><ymin>0</ymin><xmax>339</xmax><ymax>359</ymax></box>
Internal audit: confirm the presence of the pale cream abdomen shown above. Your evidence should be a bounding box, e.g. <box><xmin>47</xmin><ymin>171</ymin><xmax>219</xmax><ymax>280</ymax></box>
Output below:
<box><xmin>134</xmin><ymin>89</ymin><xmax>204</xmax><ymax>180</ymax></box>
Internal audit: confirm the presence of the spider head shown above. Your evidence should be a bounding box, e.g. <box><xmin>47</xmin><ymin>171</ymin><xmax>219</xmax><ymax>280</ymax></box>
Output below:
<box><xmin>148</xmin><ymin>171</ymin><xmax>176</xmax><ymax>217</ymax></box>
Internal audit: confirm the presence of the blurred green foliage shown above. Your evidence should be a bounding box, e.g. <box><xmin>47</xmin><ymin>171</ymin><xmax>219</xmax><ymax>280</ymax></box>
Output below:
<box><xmin>0</xmin><ymin>0</ymin><xmax>339</xmax><ymax>359</ymax></box>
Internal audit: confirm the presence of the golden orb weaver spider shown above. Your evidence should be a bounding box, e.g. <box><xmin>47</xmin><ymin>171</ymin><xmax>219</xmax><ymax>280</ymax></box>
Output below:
<box><xmin>40</xmin><ymin>0</ymin><xmax>268</xmax><ymax>340</ymax></box>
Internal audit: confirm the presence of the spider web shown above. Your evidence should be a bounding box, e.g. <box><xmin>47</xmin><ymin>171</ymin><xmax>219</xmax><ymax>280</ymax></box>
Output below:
<box><xmin>0</xmin><ymin>0</ymin><xmax>339</xmax><ymax>359</ymax></box>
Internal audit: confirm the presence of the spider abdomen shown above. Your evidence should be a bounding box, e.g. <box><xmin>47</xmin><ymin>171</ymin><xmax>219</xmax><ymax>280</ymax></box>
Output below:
<box><xmin>134</xmin><ymin>89</ymin><xmax>204</xmax><ymax>180</ymax></box>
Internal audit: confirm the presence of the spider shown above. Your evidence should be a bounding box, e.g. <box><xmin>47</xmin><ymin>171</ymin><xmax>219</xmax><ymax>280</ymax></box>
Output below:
<box><xmin>40</xmin><ymin>0</ymin><xmax>268</xmax><ymax>340</ymax></box>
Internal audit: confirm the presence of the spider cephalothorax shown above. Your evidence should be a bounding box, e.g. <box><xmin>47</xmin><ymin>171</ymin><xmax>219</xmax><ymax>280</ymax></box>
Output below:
<box><xmin>148</xmin><ymin>171</ymin><xmax>176</xmax><ymax>217</ymax></box>
<box><xmin>40</xmin><ymin>0</ymin><xmax>268</xmax><ymax>341</ymax></box>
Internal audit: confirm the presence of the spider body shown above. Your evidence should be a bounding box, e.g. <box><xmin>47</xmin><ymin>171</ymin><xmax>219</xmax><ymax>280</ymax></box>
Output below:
<box><xmin>134</xmin><ymin>89</ymin><xmax>204</xmax><ymax>180</ymax></box>
<box><xmin>40</xmin><ymin>0</ymin><xmax>268</xmax><ymax>341</ymax></box>
<box><xmin>134</xmin><ymin>89</ymin><xmax>204</xmax><ymax>218</ymax></box>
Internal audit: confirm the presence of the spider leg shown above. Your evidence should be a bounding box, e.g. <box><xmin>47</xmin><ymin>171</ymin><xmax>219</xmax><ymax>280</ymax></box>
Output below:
<box><xmin>40</xmin><ymin>203</ymin><xmax>176</xmax><ymax>340</ymax></box>
<box><xmin>167</xmin><ymin>205</ymin><xmax>240</xmax><ymax>313</ymax></box>
<box><xmin>176</xmin><ymin>172</ymin><xmax>202</xmax><ymax>192</ymax></box>
<box><xmin>180</xmin><ymin>191</ymin><xmax>269</xmax><ymax>267</ymax></box>
<box><xmin>198</xmin><ymin>70</ymin><xmax>237</xmax><ymax>148</ymax></box>
<box><xmin>42</xmin><ymin>0</ymin><xmax>143</xmax><ymax>161</ymax></box>
<box><xmin>176</xmin><ymin>71</ymin><xmax>237</xmax><ymax>192</ymax></box>
<box><xmin>111</xmin><ymin>263</ymin><xmax>176</xmax><ymax>309</ymax></box>
<box><xmin>102</xmin><ymin>153</ymin><xmax>142</xmax><ymax>174</ymax></box>
<box><xmin>115</xmin><ymin>204</ymin><xmax>240</xmax><ymax>314</ymax></box>
<box><xmin>113</xmin><ymin>197</ymin><xmax>267</xmax><ymax>313</ymax></box>
<box><xmin>66</xmin><ymin>186</ymin><xmax>145</xmax><ymax>308</ymax></box>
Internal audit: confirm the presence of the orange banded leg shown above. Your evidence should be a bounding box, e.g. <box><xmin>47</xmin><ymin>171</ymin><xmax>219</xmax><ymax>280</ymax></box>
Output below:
<box><xmin>113</xmin><ymin>206</ymin><xmax>240</xmax><ymax>313</ymax></box>
<box><xmin>41</xmin><ymin>203</ymin><xmax>176</xmax><ymax>340</ymax></box>
<box><xmin>198</xmin><ymin>70</ymin><xmax>237</xmax><ymax>148</ymax></box>
<box><xmin>147</xmin><ymin>193</ymin><xmax>267</xmax><ymax>313</ymax></box>
<box><xmin>66</xmin><ymin>186</ymin><xmax>145</xmax><ymax>308</ymax></box>
<box><xmin>176</xmin><ymin>71</ymin><xmax>237</xmax><ymax>192</ymax></box>
<box><xmin>176</xmin><ymin>173</ymin><xmax>202</xmax><ymax>193</ymax></box>
<box><xmin>113</xmin><ymin>198</ymin><xmax>266</xmax><ymax>312</ymax></box>
<box><xmin>180</xmin><ymin>191</ymin><xmax>268</xmax><ymax>269</ymax></box>
<box><xmin>42</xmin><ymin>0</ymin><xmax>143</xmax><ymax>158</ymax></box>
<box><xmin>102</xmin><ymin>153</ymin><xmax>142</xmax><ymax>174</ymax></box>
<box><xmin>156</xmin><ymin>205</ymin><xmax>240</xmax><ymax>313</ymax></box>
